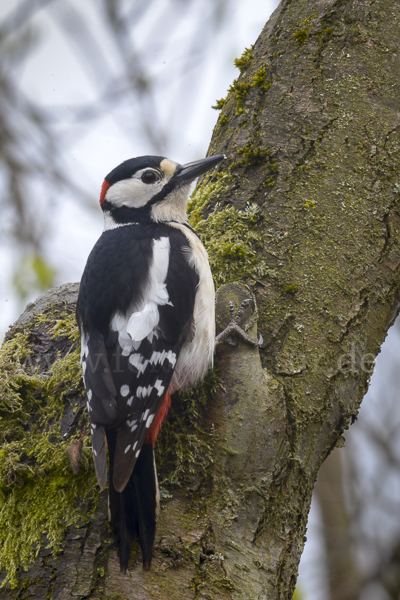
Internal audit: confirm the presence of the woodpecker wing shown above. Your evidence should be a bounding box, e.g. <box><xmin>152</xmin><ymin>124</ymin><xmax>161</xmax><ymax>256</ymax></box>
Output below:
<box><xmin>79</xmin><ymin>330</ymin><xmax>118</xmax><ymax>489</ymax></box>
<box><xmin>82</xmin><ymin>331</ymin><xmax>118</xmax><ymax>419</ymax></box>
<box><xmin>77</xmin><ymin>224</ymin><xmax>199</xmax><ymax>491</ymax></box>
<box><xmin>106</xmin><ymin>230</ymin><xmax>199</xmax><ymax>491</ymax></box>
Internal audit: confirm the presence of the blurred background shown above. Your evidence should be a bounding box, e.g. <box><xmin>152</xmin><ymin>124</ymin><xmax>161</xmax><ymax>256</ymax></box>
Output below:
<box><xmin>1</xmin><ymin>1</ymin><xmax>399</xmax><ymax>598</ymax></box>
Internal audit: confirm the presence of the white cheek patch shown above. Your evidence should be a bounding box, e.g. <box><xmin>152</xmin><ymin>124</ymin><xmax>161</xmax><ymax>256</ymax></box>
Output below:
<box><xmin>105</xmin><ymin>178</ymin><xmax>164</xmax><ymax>209</ymax></box>
<box><xmin>150</xmin><ymin>184</ymin><xmax>191</xmax><ymax>223</ymax></box>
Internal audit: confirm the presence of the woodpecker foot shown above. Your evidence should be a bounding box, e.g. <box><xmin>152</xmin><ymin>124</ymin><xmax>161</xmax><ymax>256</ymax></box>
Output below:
<box><xmin>215</xmin><ymin>299</ymin><xmax>263</xmax><ymax>347</ymax></box>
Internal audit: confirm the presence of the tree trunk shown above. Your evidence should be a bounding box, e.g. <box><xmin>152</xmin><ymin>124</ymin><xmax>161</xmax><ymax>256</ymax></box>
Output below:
<box><xmin>2</xmin><ymin>0</ymin><xmax>400</xmax><ymax>598</ymax></box>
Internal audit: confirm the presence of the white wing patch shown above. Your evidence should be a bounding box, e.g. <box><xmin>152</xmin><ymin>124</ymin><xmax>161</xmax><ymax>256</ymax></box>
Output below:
<box><xmin>111</xmin><ymin>237</ymin><xmax>173</xmax><ymax>353</ymax></box>
<box><xmin>126</xmin><ymin>302</ymin><xmax>160</xmax><ymax>342</ymax></box>
<box><xmin>110</xmin><ymin>312</ymin><xmax>141</xmax><ymax>356</ymax></box>
<box><xmin>126</xmin><ymin>237</ymin><xmax>173</xmax><ymax>342</ymax></box>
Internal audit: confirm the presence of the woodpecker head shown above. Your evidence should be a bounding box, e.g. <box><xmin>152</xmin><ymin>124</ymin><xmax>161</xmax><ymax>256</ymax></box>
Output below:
<box><xmin>100</xmin><ymin>154</ymin><xmax>225</xmax><ymax>227</ymax></box>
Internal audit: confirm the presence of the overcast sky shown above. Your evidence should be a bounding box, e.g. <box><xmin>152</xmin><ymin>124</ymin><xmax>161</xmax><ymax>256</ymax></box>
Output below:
<box><xmin>0</xmin><ymin>0</ymin><xmax>278</xmax><ymax>334</ymax></box>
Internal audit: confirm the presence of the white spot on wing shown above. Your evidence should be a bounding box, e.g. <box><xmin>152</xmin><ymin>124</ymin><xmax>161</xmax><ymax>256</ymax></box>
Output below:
<box><xmin>127</xmin><ymin>418</ymin><xmax>138</xmax><ymax>432</ymax></box>
<box><xmin>120</xmin><ymin>385</ymin><xmax>130</xmax><ymax>397</ymax></box>
<box><xmin>165</xmin><ymin>350</ymin><xmax>177</xmax><ymax>367</ymax></box>
<box><xmin>150</xmin><ymin>351</ymin><xmax>162</xmax><ymax>365</ymax></box>
<box><xmin>80</xmin><ymin>330</ymin><xmax>89</xmax><ymax>362</ymax></box>
<box><xmin>154</xmin><ymin>379</ymin><xmax>165</xmax><ymax>397</ymax></box>
<box><xmin>149</xmin><ymin>349</ymin><xmax>176</xmax><ymax>367</ymax></box>
<box><xmin>146</xmin><ymin>413</ymin><xmax>155</xmax><ymax>428</ymax></box>
<box><xmin>137</xmin><ymin>385</ymin><xmax>153</xmax><ymax>399</ymax></box>
<box><xmin>127</xmin><ymin>302</ymin><xmax>160</xmax><ymax>342</ymax></box>
<box><xmin>129</xmin><ymin>353</ymin><xmax>149</xmax><ymax>374</ymax></box>
<box><xmin>87</xmin><ymin>389</ymin><xmax>92</xmax><ymax>401</ymax></box>
<box><xmin>124</xmin><ymin>445</ymin><xmax>131</xmax><ymax>454</ymax></box>
<box><xmin>111</xmin><ymin>313</ymin><xmax>136</xmax><ymax>356</ymax></box>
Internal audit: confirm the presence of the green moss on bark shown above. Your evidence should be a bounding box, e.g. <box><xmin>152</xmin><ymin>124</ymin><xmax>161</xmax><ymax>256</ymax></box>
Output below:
<box><xmin>188</xmin><ymin>176</ymin><xmax>266</xmax><ymax>287</ymax></box>
<box><xmin>233</xmin><ymin>46</ymin><xmax>253</xmax><ymax>73</ymax></box>
<box><xmin>0</xmin><ymin>308</ymin><xmax>98</xmax><ymax>588</ymax></box>
<box><xmin>155</xmin><ymin>370</ymin><xmax>221</xmax><ymax>490</ymax></box>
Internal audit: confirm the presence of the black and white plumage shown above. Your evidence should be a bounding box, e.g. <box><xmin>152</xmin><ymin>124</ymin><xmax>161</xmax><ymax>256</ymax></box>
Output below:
<box><xmin>76</xmin><ymin>153</ymin><xmax>224</xmax><ymax>571</ymax></box>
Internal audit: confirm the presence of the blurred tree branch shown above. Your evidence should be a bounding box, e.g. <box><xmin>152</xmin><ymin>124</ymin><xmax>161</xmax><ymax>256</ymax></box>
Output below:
<box><xmin>0</xmin><ymin>0</ymin><xmax>236</xmax><ymax>301</ymax></box>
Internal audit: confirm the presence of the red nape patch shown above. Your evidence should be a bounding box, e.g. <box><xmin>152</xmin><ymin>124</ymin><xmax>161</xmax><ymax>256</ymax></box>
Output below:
<box><xmin>100</xmin><ymin>179</ymin><xmax>111</xmax><ymax>205</ymax></box>
<box><xmin>146</xmin><ymin>391</ymin><xmax>172</xmax><ymax>447</ymax></box>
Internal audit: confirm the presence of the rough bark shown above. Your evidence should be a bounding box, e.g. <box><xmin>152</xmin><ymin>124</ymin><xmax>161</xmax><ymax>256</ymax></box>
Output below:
<box><xmin>2</xmin><ymin>0</ymin><xmax>400</xmax><ymax>598</ymax></box>
<box><xmin>199</xmin><ymin>0</ymin><xmax>400</xmax><ymax>595</ymax></box>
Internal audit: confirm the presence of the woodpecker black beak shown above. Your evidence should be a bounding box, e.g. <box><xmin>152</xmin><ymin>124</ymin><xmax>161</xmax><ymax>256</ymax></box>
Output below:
<box><xmin>175</xmin><ymin>154</ymin><xmax>225</xmax><ymax>184</ymax></box>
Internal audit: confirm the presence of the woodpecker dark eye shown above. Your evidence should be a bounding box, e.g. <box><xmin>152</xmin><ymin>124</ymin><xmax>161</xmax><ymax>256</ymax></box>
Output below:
<box><xmin>141</xmin><ymin>171</ymin><xmax>158</xmax><ymax>184</ymax></box>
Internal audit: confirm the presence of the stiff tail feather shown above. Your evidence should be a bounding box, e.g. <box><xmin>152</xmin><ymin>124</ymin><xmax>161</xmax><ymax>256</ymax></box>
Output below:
<box><xmin>107</xmin><ymin>434</ymin><xmax>158</xmax><ymax>571</ymax></box>
<box><xmin>106</xmin><ymin>391</ymin><xmax>171</xmax><ymax>571</ymax></box>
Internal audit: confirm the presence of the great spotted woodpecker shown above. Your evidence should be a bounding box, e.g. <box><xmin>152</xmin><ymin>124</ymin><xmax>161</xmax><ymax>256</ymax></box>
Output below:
<box><xmin>76</xmin><ymin>153</ymin><xmax>224</xmax><ymax>572</ymax></box>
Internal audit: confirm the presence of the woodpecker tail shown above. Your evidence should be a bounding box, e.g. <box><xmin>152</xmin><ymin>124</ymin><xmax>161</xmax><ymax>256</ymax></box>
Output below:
<box><xmin>106</xmin><ymin>430</ymin><xmax>159</xmax><ymax>572</ymax></box>
<box><xmin>105</xmin><ymin>391</ymin><xmax>171</xmax><ymax>571</ymax></box>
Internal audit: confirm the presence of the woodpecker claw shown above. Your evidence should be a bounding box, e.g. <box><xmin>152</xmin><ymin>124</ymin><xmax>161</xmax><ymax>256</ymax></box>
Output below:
<box><xmin>229</xmin><ymin>300</ymin><xmax>235</xmax><ymax>319</ymax></box>
<box><xmin>234</xmin><ymin>298</ymin><xmax>255</xmax><ymax>323</ymax></box>
<box><xmin>215</xmin><ymin>298</ymin><xmax>262</xmax><ymax>348</ymax></box>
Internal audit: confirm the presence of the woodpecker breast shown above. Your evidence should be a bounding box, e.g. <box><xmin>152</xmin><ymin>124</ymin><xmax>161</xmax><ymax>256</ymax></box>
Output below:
<box><xmin>167</xmin><ymin>222</ymin><xmax>215</xmax><ymax>393</ymax></box>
